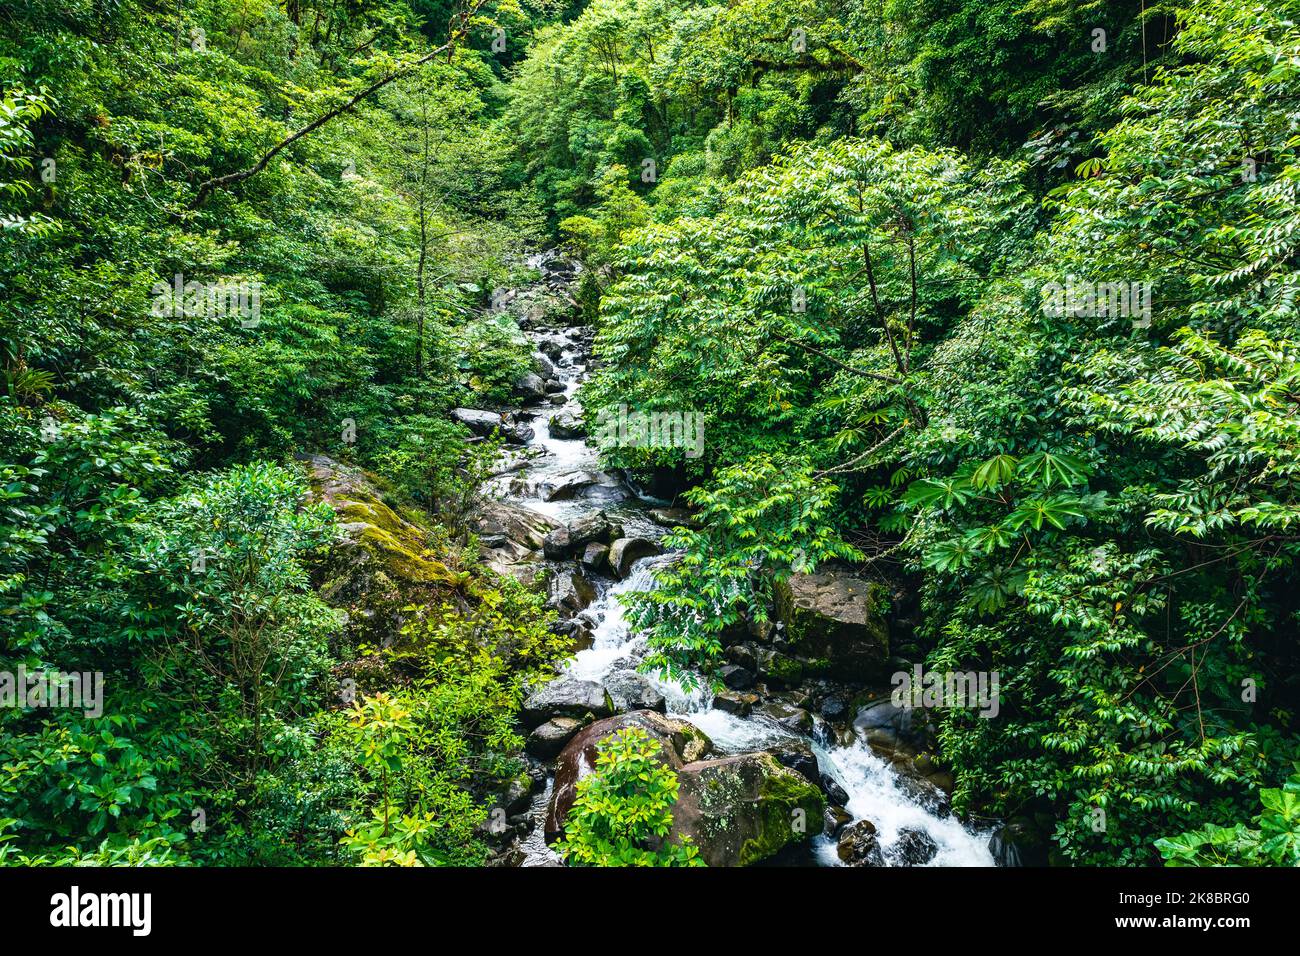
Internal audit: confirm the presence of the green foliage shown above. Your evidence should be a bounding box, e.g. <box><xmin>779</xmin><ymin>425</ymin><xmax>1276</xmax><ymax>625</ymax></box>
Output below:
<box><xmin>556</xmin><ymin>727</ymin><xmax>704</xmax><ymax>866</ymax></box>
<box><xmin>1156</xmin><ymin>768</ymin><xmax>1300</xmax><ymax>866</ymax></box>
<box><xmin>625</xmin><ymin>455</ymin><xmax>859</xmax><ymax>685</ymax></box>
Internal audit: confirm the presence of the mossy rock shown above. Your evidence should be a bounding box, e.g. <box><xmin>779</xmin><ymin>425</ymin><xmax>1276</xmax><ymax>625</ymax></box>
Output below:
<box><xmin>301</xmin><ymin>454</ymin><xmax>467</xmax><ymax>647</ymax></box>
<box><xmin>774</xmin><ymin>571</ymin><xmax>889</xmax><ymax>681</ymax></box>
<box><xmin>670</xmin><ymin>751</ymin><xmax>825</xmax><ymax>866</ymax></box>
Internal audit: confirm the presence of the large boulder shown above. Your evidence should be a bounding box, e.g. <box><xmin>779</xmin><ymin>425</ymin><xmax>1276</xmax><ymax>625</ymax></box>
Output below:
<box><xmin>477</xmin><ymin>501</ymin><xmax>559</xmax><ymax>552</ymax></box>
<box><xmin>548</xmin><ymin>569</ymin><xmax>597</xmax><ymax>614</ymax></box>
<box><xmin>602</xmin><ymin>670</ymin><xmax>667</xmax><ymax>714</ymax></box>
<box><xmin>538</xmin><ymin>470</ymin><xmax>601</xmax><ymax>502</ymax></box>
<box><xmin>545</xmin><ymin>711</ymin><xmax>713</xmax><ymax>841</ymax></box>
<box><xmin>774</xmin><ymin>571</ymin><xmax>889</xmax><ymax>680</ymax></box>
<box><xmin>452</xmin><ymin>407</ymin><xmax>532</xmax><ymax>444</ymax></box>
<box><xmin>548</xmin><ymin>411</ymin><xmax>585</xmax><ymax>440</ymax></box>
<box><xmin>607</xmin><ymin>537</ymin><xmax>664</xmax><ymax>578</ymax></box>
<box><xmin>521</xmin><ymin>678</ymin><xmax>614</xmax><ymax>729</ymax></box>
<box><xmin>669</xmin><ymin>752</ymin><xmax>825</xmax><ymax>867</ymax></box>
<box><xmin>852</xmin><ymin>696</ymin><xmax>934</xmax><ymax>754</ymax></box>
<box><xmin>302</xmin><ymin>455</ymin><xmax>465</xmax><ymax>648</ymax></box>
<box><xmin>513</xmin><ymin>372</ymin><xmax>548</xmax><ymax>403</ymax></box>
<box><xmin>542</xmin><ymin>512</ymin><xmax>620</xmax><ymax>559</ymax></box>
<box><xmin>763</xmin><ymin>738</ymin><xmax>820</xmax><ymax>784</ymax></box>
<box><xmin>526</xmin><ymin>716</ymin><xmax>589</xmax><ymax>759</ymax></box>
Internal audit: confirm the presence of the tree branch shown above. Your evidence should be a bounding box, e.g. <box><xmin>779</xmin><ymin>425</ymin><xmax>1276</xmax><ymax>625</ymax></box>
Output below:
<box><xmin>192</xmin><ymin>0</ymin><xmax>488</xmax><ymax>206</ymax></box>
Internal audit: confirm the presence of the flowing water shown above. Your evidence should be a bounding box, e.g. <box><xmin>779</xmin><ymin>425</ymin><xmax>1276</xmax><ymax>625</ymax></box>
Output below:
<box><xmin>499</xmin><ymin>252</ymin><xmax>995</xmax><ymax>867</ymax></box>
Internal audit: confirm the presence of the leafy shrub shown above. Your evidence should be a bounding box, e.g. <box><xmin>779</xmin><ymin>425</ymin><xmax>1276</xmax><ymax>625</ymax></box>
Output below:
<box><xmin>556</xmin><ymin>728</ymin><xmax>703</xmax><ymax>867</ymax></box>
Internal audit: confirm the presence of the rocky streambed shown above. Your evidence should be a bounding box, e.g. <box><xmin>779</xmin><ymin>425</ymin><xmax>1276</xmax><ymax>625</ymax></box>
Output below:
<box><xmin>466</xmin><ymin>251</ymin><xmax>1000</xmax><ymax>867</ymax></box>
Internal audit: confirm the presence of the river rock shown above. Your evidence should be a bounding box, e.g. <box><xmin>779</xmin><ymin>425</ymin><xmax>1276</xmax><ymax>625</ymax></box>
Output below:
<box><xmin>302</xmin><ymin>455</ymin><xmax>466</xmax><ymax>648</ymax></box>
<box><xmin>764</xmin><ymin>739</ymin><xmax>820</xmax><ymax>784</ymax></box>
<box><xmin>647</xmin><ymin>506</ymin><xmax>697</xmax><ymax>529</ymax></box>
<box><xmin>548</xmin><ymin>569</ymin><xmax>596</xmax><ymax>614</ymax></box>
<box><xmin>521</xmin><ymin>678</ymin><xmax>614</xmax><ymax>729</ymax></box>
<box><xmin>602</xmin><ymin>670</ymin><xmax>667</xmax><ymax>714</ymax></box>
<box><xmin>755</xmin><ymin>700</ymin><xmax>814</xmax><ymax>735</ymax></box>
<box><xmin>526</xmin><ymin>716</ymin><xmax>589</xmax><ymax>759</ymax></box>
<box><xmin>820</xmin><ymin>773</ymin><xmax>851</xmax><ymax>806</ymax></box>
<box><xmin>579</xmin><ymin>542</ymin><xmax>609</xmax><ymax>575</ymax></box>
<box><xmin>713</xmin><ymin>689</ymin><xmax>759</xmax><ymax>716</ymax></box>
<box><xmin>513</xmin><ymin>372</ymin><xmax>548</xmax><ymax>403</ymax></box>
<box><xmin>717</xmin><ymin>664</ymin><xmax>755</xmax><ymax>691</ymax></box>
<box><xmin>452</xmin><ymin>407</ymin><xmax>534</xmax><ymax>444</ymax></box>
<box><xmin>824</xmin><ymin>805</ymin><xmax>852</xmax><ymax>837</ymax></box>
<box><xmin>546</xmin><ymin>410</ymin><xmax>579</xmax><ymax>438</ymax></box>
<box><xmin>987</xmin><ymin>816</ymin><xmax>1049</xmax><ymax>867</ymax></box>
<box><xmin>837</xmin><ymin>819</ymin><xmax>885</xmax><ymax>866</ymax></box>
<box><xmin>546</xmin><ymin>711</ymin><xmax>714</xmax><ymax>840</ymax></box>
<box><xmin>774</xmin><ymin>571</ymin><xmax>889</xmax><ymax>680</ymax></box>
<box><xmin>893</xmin><ymin>827</ymin><xmax>939</xmax><ymax>865</ymax></box>
<box><xmin>533</xmin><ymin>352</ymin><xmax>556</xmax><ymax>377</ymax></box>
<box><xmin>538</xmin><ymin>470</ymin><xmax>601</xmax><ymax>501</ymax></box>
<box><xmin>477</xmin><ymin>501</ymin><xmax>560</xmax><ymax>551</ymax></box>
<box><xmin>542</xmin><ymin>513</ymin><xmax>619</xmax><ymax>558</ymax></box>
<box><xmin>668</xmin><ymin>752</ymin><xmax>825</xmax><ymax>867</ymax></box>
<box><xmin>607</xmin><ymin>536</ymin><xmax>664</xmax><ymax>578</ymax></box>
<box><xmin>852</xmin><ymin>696</ymin><xmax>934</xmax><ymax>754</ymax></box>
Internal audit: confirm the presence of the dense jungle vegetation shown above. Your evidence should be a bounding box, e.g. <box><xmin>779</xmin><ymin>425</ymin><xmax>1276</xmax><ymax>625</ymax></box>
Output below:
<box><xmin>2</xmin><ymin>0</ymin><xmax>1299</xmax><ymax>867</ymax></box>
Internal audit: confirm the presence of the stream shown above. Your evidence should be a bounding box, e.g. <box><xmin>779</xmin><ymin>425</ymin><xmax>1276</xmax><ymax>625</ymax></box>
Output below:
<box><xmin>491</xmin><ymin>252</ymin><xmax>996</xmax><ymax>867</ymax></box>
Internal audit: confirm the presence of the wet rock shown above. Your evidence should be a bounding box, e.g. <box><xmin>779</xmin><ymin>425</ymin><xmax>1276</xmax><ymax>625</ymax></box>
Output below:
<box><xmin>542</xmin><ymin>512</ymin><xmax>620</xmax><ymax>560</ymax></box>
<box><xmin>513</xmin><ymin>372</ymin><xmax>548</xmax><ymax>403</ymax></box>
<box><xmin>893</xmin><ymin>770</ymin><xmax>952</xmax><ymax>819</ymax></box>
<box><xmin>538</xmin><ymin>470</ymin><xmax>601</xmax><ymax>502</ymax></box>
<box><xmin>452</xmin><ymin>407</ymin><xmax>534</xmax><ymax>444</ymax></box>
<box><xmin>478</xmin><ymin>501</ymin><xmax>560</xmax><ymax>552</ymax></box>
<box><xmin>764</xmin><ymin>739</ymin><xmax>820</xmax><ymax>784</ymax></box>
<box><xmin>579</xmin><ymin>542</ymin><xmax>609</xmax><ymax>575</ymax></box>
<box><xmin>533</xmin><ymin>352</ymin><xmax>556</xmax><ymax>377</ymax></box>
<box><xmin>548</xmin><ymin>569</ymin><xmax>596</xmax><ymax>614</ymax></box>
<box><xmin>837</xmin><ymin>820</ymin><xmax>885</xmax><ymax>866</ymax></box>
<box><xmin>717</xmin><ymin>664</ymin><xmax>755</xmax><ymax>691</ymax></box>
<box><xmin>852</xmin><ymin>697</ymin><xmax>934</xmax><ymax>754</ymax></box>
<box><xmin>820</xmin><ymin>773</ymin><xmax>851</xmax><ymax>806</ymax></box>
<box><xmin>824</xmin><ymin>805</ymin><xmax>852</xmax><ymax>837</ymax></box>
<box><xmin>526</xmin><ymin>716</ymin><xmax>589</xmax><ymax>759</ymax></box>
<box><xmin>774</xmin><ymin>571</ymin><xmax>889</xmax><ymax>680</ymax></box>
<box><xmin>755</xmin><ymin>701</ymin><xmax>814</xmax><ymax>735</ymax></box>
<box><xmin>893</xmin><ymin>827</ymin><xmax>939</xmax><ymax>866</ymax></box>
<box><xmin>521</xmin><ymin>678</ymin><xmax>614</xmax><ymax>729</ymax></box>
<box><xmin>819</xmin><ymin>693</ymin><xmax>852</xmax><ymax>723</ymax></box>
<box><xmin>725</xmin><ymin>643</ymin><xmax>759</xmax><ymax>671</ymax></box>
<box><xmin>500</xmin><ymin>772</ymin><xmax>537</xmax><ymax>816</ymax></box>
<box><xmin>546</xmin><ymin>711</ymin><xmax>713</xmax><ymax>840</ymax></box>
<box><xmin>987</xmin><ymin>817</ymin><xmax>1049</xmax><ymax>867</ymax></box>
<box><xmin>713</xmin><ymin>689</ymin><xmax>759</xmax><ymax>716</ymax></box>
<box><xmin>548</xmin><ymin>411</ymin><xmax>585</xmax><ymax>439</ymax></box>
<box><xmin>544</xmin><ymin>380</ymin><xmax>567</xmax><ymax>395</ymax></box>
<box><xmin>602</xmin><ymin>670</ymin><xmax>667</xmax><ymax>714</ymax></box>
<box><xmin>608</xmin><ymin>536</ymin><xmax>664</xmax><ymax>578</ymax></box>
<box><xmin>755</xmin><ymin>648</ymin><xmax>804</xmax><ymax>688</ymax></box>
<box><xmin>647</xmin><ymin>507</ymin><xmax>697</xmax><ymax>529</ymax></box>
<box><xmin>669</xmin><ymin>752</ymin><xmax>825</xmax><ymax>867</ymax></box>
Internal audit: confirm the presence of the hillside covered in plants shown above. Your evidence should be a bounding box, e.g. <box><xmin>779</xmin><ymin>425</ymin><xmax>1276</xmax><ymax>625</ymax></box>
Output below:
<box><xmin>2</xmin><ymin>0</ymin><xmax>1298</xmax><ymax>869</ymax></box>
